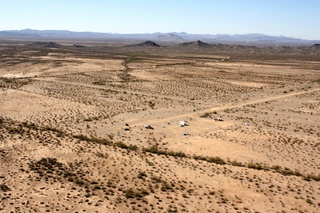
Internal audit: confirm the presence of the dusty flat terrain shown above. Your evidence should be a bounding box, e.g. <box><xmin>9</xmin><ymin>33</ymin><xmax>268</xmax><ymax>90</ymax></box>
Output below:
<box><xmin>0</xmin><ymin>40</ymin><xmax>320</xmax><ymax>212</ymax></box>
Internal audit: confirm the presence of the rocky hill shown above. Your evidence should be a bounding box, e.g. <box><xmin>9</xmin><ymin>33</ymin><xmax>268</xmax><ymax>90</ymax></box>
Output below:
<box><xmin>26</xmin><ymin>42</ymin><xmax>62</xmax><ymax>48</ymax></box>
<box><xmin>124</xmin><ymin>40</ymin><xmax>160</xmax><ymax>48</ymax></box>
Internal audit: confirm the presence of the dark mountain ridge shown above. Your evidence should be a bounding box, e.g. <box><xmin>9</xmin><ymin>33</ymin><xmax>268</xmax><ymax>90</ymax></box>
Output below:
<box><xmin>175</xmin><ymin>40</ymin><xmax>320</xmax><ymax>55</ymax></box>
<box><xmin>181</xmin><ymin>40</ymin><xmax>211</xmax><ymax>48</ymax></box>
<box><xmin>26</xmin><ymin>41</ymin><xmax>62</xmax><ymax>48</ymax></box>
<box><xmin>16</xmin><ymin>39</ymin><xmax>320</xmax><ymax>56</ymax></box>
<box><xmin>124</xmin><ymin>40</ymin><xmax>160</xmax><ymax>48</ymax></box>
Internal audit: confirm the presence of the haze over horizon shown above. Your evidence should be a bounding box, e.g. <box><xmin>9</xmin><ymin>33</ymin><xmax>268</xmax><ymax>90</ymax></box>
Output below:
<box><xmin>1</xmin><ymin>0</ymin><xmax>319</xmax><ymax>40</ymax></box>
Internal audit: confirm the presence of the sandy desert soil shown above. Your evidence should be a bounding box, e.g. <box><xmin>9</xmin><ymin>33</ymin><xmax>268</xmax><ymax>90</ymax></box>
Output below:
<box><xmin>0</xmin><ymin>40</ymin><xmax>320</xmax><ymax>212</ymax></box>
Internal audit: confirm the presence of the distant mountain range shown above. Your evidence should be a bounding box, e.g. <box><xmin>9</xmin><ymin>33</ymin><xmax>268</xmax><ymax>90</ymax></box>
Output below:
<box><xmin>0</xmin><ymin>29</ymin><xmax>319</xmax><ymax>46</ymax></box>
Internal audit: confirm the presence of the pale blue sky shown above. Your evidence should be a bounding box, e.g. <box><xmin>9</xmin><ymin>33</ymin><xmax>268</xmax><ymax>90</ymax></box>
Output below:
<box><xmin>0</xmin><ymin>0</ymin><xmax>319</xmax><ymax>40</ymax></box>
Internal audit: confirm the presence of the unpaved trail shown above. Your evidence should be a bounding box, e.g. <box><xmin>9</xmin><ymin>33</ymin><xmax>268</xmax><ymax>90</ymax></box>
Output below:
<box><xmin>33</xmin><ymin>77</ymin><xmax>320</xmax><ymax>127</ymax></box>
<box><xmin>128</xmin><ymin>88</ymin><xmax>320</xmax><ymax>127</ymax></box>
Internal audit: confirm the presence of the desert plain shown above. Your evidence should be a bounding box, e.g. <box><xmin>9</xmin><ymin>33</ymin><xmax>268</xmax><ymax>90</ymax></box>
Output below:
<box><xmin>0</xmin><ymin>39</ymin><xmax>319</xmax><ymax>212</ymax></box>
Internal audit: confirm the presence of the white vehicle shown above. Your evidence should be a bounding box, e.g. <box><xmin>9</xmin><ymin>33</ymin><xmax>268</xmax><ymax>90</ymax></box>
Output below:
<box><xmin>144</xmin><ymin>124</ymin><xmax>154</xmax><ymax>130</ymax></box>
<box><xmin>179</xmin><ymin>121</ymin><xmax>188</xmax><ymax>127</ymax></box>
<box><xmin>214</xmin><ymin>117</ymin><xmax>223</xmax><ymax>122</ymax></box>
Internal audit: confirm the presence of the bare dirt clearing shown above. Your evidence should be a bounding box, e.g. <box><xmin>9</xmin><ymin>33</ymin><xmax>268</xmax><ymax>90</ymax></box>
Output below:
<box><xmin>0</xmin><ymin>40</ymin><xmax>319</xmax><ymax>212</ymax></box>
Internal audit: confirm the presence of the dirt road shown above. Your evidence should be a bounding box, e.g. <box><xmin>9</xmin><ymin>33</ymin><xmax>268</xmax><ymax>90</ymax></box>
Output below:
<box><xmin>34</xmin><ymin>77</ymin><xmax>319</xmax><ymax>127</ymax></box>
<box><xmin>129</xmin><ymin>88</ymin><xmax>320</xmax><ymax>126</ymax></box>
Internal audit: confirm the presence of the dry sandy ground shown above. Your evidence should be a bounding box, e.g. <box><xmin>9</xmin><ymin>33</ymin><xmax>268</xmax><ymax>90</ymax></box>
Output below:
<box><xmin>0</xmin><ymin>43</ymin><xmax>320</xmax><ymax>212</ymax></box>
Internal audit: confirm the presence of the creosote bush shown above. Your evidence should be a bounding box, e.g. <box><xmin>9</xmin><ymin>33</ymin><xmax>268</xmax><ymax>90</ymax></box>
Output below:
<box><xmin>124</xmin><ymin>188</ymin><xmax>149</xmax><ymax>199</ymax></box>
<box><xmin>0</xmin><ymin>184</ymin><xmax>10</xmax><ymax>192</ymax></box>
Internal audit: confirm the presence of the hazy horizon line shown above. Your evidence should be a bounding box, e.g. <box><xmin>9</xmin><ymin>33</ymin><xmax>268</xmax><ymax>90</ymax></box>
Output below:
<box><xmin>1</xmin><ymin>28</ymin><xmax>319</xmax><ymax>41</ymax></box>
